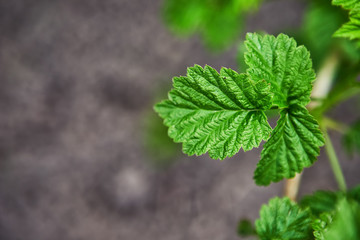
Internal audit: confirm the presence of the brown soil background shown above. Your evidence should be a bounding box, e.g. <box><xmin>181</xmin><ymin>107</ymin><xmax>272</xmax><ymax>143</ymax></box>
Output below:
<box><xmin>0</xmin><ymin>0</ymin><xmax>359</xmax><ymax>239</ymax></box>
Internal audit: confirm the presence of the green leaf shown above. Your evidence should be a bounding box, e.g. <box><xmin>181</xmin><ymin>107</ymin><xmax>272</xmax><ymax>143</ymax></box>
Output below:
<box><xmin>342</xmin><ymin>120</ymin><xmax>360</xmax><ymax>156</ymax></box>
<box><xmin>333</xmin><ymin>2</ymin><xmax>360</xmax><ymax>47</ymax></box>
<box><xmin>254</xmin><ymin>105</ymin><xmax>324</xmax><ymax>185</ymax></box>
<box><xmin>300</xmin><ymin>190</ymin><xmax>340</xmax><ymax>216</ymax></box>
<box><xmin>244</xmin><ymin>33</ymin><xmax>316</xmax><ymax>108</ymax></box>
<box><xmin>332</xmin><ymin>0</ymin><xmax>359</xmax><ymax>10</ymax></box>
<box><xmin>312</xmin><ymin>212</ymin><xmax>334</xmax><ymax>240</ymax></box>
<box><xmin>323</xmin><ymin>198</ymin><xmax>360</xmax><ymax>240</ymax></box>
<box><xmin>163</xmin><ymin>0</ymin><xmax>263</xmax><ymax>50</ymax></box>
<box><xmin>154</xmin><ymin>65</ymin><xmax>273</xmax><ymax>160</ymax></box>
<box><xmin>255</xmin><ymin>197</ymin><xmax>313</xmax><ymax>240</ymax></box>
<box><xmin>302</xmin><ymin>0</ymin><xmax>352</xmax><ymax>69</ymax></box>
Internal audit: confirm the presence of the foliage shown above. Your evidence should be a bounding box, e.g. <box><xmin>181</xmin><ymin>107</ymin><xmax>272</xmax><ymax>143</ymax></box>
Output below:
<box><xmin>332</xmin><ymin>0</ymin><xmax>360</xmax><ymax>47</ymax></box>
<box><xmin>322</xmin><ymin>198</ymin><xmax>360</xmax><ymax>240</ymax></box>
<box><xmin>342</xmin><ymin>120</ymin><xmax>360</xmax><ymax>156</ymax></box>
<box><xmin>253</xmin><ymin>187</ymin><xmax>360</xmax><ymax>240</ymax></box>
<box><xmin>237</xmin><ymin>219</ymin><xmax>256</xmax><ymax>237</ymax></box>
<box><xmin>155</xmin><ymin>0</ymin><xmax>360</xmax><ymax>239</ymax></box>
<box><xmin>155</xmin><ymin>33</ymin><xmax>324</xmax><ymax>186</ymax></box>
<box><xmin>255</xmin><ymin>197</ymin><xmax>313</xmax><ymax>240</ymax></box>
<box><xmin>162</xmin><ymin>0</ymin><xmax>262</xmax><ymax>49</ymax></box>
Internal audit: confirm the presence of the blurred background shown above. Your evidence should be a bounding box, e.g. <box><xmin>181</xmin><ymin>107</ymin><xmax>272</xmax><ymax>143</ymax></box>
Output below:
<box><xmin>0</xmin><ymin>0</ymin><xmax>359</xmax><ymax>239</ymax></box>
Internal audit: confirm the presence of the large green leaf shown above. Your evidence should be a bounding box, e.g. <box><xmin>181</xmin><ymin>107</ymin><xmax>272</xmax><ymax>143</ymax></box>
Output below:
<box><xmin>254</xmin><ymin>105</ymin><xmax>324</xmax><ymax>185</ymax></box>
<box><xmin>154</xmin><ymin>65</ymin><xmax>273</xmax><ymax>160</ymax></box>
<box><xmin>244</xmin><ymin>33</ymin><xmax>316</xmax><ymax>108</ymax></box>
<box><xmin>255</xmin><ymin>197</ymin><xmax>313</xmax><ymax>240</ymax></box>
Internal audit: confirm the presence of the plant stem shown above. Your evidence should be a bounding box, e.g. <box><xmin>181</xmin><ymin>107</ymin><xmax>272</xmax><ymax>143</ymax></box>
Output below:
<box><xmin>322</xmin><ymin>128</ymin><xmax>347</xmax><ymax>192</ymax></box>
<box><xmin>284</xmin><ymin>174</ymin><xmax>302</xmax><ymax>201</ymax></box>
<box><xmin>322</xmin><ymin>117</ymin><xmax>349</xmax><ymax>134</ymax></box>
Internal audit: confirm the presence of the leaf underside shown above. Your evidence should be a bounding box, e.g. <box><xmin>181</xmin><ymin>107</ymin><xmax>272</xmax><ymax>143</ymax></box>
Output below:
<box><xmin>154</xmin><ymin>65</ymin><xmax>272</xmax><ymax>160</ymax></box>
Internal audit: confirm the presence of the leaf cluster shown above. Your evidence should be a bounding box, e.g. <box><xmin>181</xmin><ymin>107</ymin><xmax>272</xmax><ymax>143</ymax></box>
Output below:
<box><xmin>252</xmin><ymin>186</ymin><xmax>360</xmax><ymax>240</ymax></box>
<box><xmin>155</xmin><ymin>33</ymin><xmax>324</xmax><ymax>186</ymax></box>
<box><xmin>162</xmin><ymin>0</ymin><xmax>262</xmax><ymax>49</ymax></box>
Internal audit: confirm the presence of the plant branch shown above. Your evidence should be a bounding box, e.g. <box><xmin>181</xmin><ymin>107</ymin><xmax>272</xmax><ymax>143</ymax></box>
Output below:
<box><xmin>322</xmin><ymin>117</ymin><xmax>349</xmax><ymax>134</ymax></box>
<box><xmin>284</xmin><ymin>174</ymin><xmax>302</xmax><ymax>201</ymax></box>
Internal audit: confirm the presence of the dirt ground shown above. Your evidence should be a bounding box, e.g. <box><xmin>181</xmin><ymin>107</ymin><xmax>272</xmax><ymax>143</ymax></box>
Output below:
<box><xmin>0</xmin><ymin>0</ymin><xmax>359</xmax><ymax>239</ymax></box>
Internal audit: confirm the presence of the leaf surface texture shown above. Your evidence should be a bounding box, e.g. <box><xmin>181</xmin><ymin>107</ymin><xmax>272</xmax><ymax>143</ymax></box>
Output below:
<box><xmin>255</xmin><ymin>197</ymin><xmax>313</xmax><ymax>240</ymax></box>
<box><xmin>154</xmin><ymin>65</ymin><xmax>272</xmax><ymax>160</ymax></box>
<box><xmin>254</xmin><ymin>106</ymin><xmax>324</xmax><ymax>185</ymax></box>
<box><xmin>244</xmin><ymin>33</ymin><xmax>316</xmax><ymax>107</ymax></box>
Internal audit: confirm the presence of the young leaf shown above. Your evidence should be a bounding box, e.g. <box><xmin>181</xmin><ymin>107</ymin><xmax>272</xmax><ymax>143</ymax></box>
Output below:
<box><xmin>312</xmin><ymin>212</ymin><xmax>333</xmax><ymax>240</ymax></box>
<box><xmin>254</xmin><ymin>105</ymin><xmax>324</xmax><ymax>185</ymax></box>
<box><xmin>154</xmin><ymin>65</ymin><xmax>273</xmax><ymax>160</ymax></box>
<box><xmin>255</xmin><ymin>197</ymin><xmax>313</xmax><ymax>240</ymax></box>
<box><xmin>333</xmin><ymin>2</ymin><xmax>360</xmax><ymax>47</ymax></box>
<box><xmin>244</xmin><ymin>33</ymin><xmax>316</xmax><ymax>108</ymax></box>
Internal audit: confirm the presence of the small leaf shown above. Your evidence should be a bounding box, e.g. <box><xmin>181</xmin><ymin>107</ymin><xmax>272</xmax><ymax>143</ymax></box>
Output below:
<box><xmin>244</xmin><ymin>33</ymin><xmax>316</xmax><ymax>108</ymax></box>
<box><xmin>254</xmin><ymin>105</ymin><xmax>324</xmax><ymax>185</ymax></box>
<box><xmin>312</xmin><ymin>212</ymin><xmax>333</xmax><ymax>240</ymax></box>
<box><xmin>333</xmin><ymin>2</ymin><xmax>360</xmax><ymax>47</ymax></box>
<box><xmin>255</xmin><ymin>197</ymin><xmax>313</xmax><ymax>240</ymax></box>
<box><xmin>154</xmin><ymin>65</ymin><xmax>273</xmax><ymax>160</ymax></box>
<box><xmin>332</xmin><ymin>0</ymin><xmax>359</xmax><ymax>10</ymax></box>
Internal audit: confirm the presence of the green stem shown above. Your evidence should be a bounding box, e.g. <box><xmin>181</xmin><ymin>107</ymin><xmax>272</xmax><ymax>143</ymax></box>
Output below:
<box><xmin>322</xmin><ymin>117</ymin><xmax>349</xmax><ymax>134</ymax></box>
<box><xmin>322</xmin><ymin>128</ymin><xmax>347</xmax><ymax>192</ymax></box>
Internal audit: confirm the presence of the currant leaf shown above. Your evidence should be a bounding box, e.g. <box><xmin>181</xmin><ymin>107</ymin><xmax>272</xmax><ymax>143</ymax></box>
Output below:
<box><xmin>154</xmin><ymin>65</ymin><xmax>273</xmax><ymax>160</ymax></box>
<box><xmin>244</xmin><ymin>33</ymin><xmax>316</xmax><ymax>108</ymax></box>
<box><xmin>254</xmin><ymin>105</ymin><xmax>324</xmax><ymax>185</ymax></box>
<box><xmin>255</xmin><ymin>197</ymin><xmax>313</xmax><ymax>240</ymax></box>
